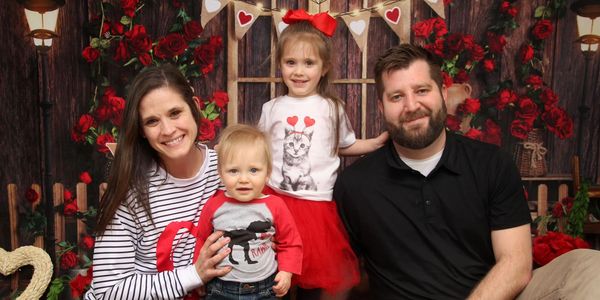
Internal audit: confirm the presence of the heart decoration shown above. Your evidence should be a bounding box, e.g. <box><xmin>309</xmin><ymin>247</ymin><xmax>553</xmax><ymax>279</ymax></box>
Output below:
<box><xmin>304</xmin><ymin>116</ymin><xmax>316</xmax><ymax>127</ymax></box>
<box><xmin>385</xmin><ymin>7</ymin><xmax>401</xmax><ymax>25</ymax></box>
<box><xmin>287</xmin><ymin>116</ymin><xmax>299</xmax><ymax>126</ymax></box>
<box><xmin>156</xmin><ymin>221</ymin><xmax>201</xmax><ymax>271</ymax></box>
<box><xmin>204</xmin><ymin>0</ymin><xmax>221</xmax><ymax>13</ymax></box>
<box><xmin>349</xmin><ymin>20</ymin><xmax>366</xmax><ymax>35</ymax></box>
<box><xmin>0</xmin><ymin>246</ymin><xmax>53</xmax><ymax>300</ymax></box>
<box><xmin>277</xmin><ymin>21</ymin><xmax>289</xmax><ymax>34</ymax></box>
<box><xmin>237</xmin><ymin>10</ymin><xmax>254</xmax><ymax>27</ymax></box>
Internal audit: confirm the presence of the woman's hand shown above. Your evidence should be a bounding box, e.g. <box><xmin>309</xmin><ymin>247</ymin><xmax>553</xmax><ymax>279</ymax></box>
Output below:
<box><xmin>194</xmin><ymin>231</ymin><xmax>232</xmax><ymax>283</ymax></box>
<box><xmin>272</xmin><ymin>271</ymin><xmax>293</xmax><ymax>297</ymax></box>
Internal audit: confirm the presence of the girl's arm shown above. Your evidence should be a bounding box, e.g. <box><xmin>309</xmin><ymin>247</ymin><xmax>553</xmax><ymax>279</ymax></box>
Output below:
<box><xmin>338</xmin><ymin>131</ymin><xmax>389</xmax><ymax>156</ymax></box>
<box><xmin>85</xmin><ymin>207</ymin><xmax>201</xmax><ymax>300</ymax></box>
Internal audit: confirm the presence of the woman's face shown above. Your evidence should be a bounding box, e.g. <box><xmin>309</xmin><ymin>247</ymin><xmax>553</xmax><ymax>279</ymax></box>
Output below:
<box><xmin>138</xmin><ymin>86</ymin><xmax>199</xmax><ymax>166</ymax></box>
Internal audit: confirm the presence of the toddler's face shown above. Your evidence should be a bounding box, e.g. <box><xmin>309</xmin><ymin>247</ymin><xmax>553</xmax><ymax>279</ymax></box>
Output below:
<box><xmin>219</xmin><ymin>147</ymin><xmax>269</xmax><ymax>202</ymax></box>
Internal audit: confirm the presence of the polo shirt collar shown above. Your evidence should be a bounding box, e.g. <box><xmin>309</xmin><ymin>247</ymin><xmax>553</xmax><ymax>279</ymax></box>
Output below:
<box><xmin>385</xmin><ymin>130</ymin><xmax>461</xmax><ymax>175</ymax></box>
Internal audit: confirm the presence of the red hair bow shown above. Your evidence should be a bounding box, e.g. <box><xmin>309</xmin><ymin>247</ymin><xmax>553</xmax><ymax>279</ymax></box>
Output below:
<box><xmin>282</xmin><ymin>9</ymin><xmax>337</xmax><ymax>37</ymax></box>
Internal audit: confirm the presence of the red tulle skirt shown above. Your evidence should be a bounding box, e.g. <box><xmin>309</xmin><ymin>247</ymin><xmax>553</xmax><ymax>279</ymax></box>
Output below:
<box><xmin>264</xmin><ymin>187</ymin><xmax>360</xmax><ymax>294</ymax></box>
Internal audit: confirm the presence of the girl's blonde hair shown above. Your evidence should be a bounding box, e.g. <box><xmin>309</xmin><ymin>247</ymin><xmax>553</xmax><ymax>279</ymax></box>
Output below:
<box><xmin>275</xmin><ymin>21</ymin><xmax>343</xmax><ymax>154</ymax></box>
<box><xmin>217</xmin><ymin>124</ymin><xmax>273</xmax><ymax>176</ymax></box>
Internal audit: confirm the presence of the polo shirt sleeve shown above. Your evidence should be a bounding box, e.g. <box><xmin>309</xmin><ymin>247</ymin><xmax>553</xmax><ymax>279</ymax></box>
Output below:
<box><xmin>488</xmin><ymin>150</ymin><xmax>532</xmax><ymax>230</ymax></box>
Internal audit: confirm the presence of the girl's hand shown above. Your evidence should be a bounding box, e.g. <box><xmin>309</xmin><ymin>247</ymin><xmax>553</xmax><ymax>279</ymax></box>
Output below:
<box><xmin>194</xmin><ymin>231</ymin><xmax>232</xmax><ymax>283</ymax></box>
<box><xmin>272</xmin><ymin>271</ymin><xmax>293</xmax><ymax>297</ymax></box>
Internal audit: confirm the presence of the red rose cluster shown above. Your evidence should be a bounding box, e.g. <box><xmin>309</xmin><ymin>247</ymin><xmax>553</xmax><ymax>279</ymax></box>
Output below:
<box><xmin>532</xmin><ymin>231</ymin><xmax>589</xmax><ymax>266</ymax></box>
<box><xmin>75</xmin><ymin>0</ymin><xmax>227</xmax><ymax>151</ymax></box>
<box><xmin>413</xmin><ymin>17</ymin><xmax>484</xmax><ymax>85</ymax></box>
<box><xmin>70</xmin><ymin>266</ymin><xmax>93</xmax><ymax>299</ymax></box>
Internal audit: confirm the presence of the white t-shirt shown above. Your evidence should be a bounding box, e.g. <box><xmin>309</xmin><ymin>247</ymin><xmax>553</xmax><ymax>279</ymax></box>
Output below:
<box><xmin>258</xmin><ymin>94</ymin><xmax>356</xmax><ymax>201</ymax></box>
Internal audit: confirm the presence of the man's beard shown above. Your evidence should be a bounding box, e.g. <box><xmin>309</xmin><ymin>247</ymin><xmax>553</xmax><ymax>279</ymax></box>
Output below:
<box><xmin>386</xmin><ymin>103</ymin><xmax>447</xmax><ymax>150</ymax></box>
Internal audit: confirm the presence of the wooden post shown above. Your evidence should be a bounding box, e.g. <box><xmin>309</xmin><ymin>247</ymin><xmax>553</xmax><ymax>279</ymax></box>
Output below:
<box><xmin>76</xmin><ymin>183</ymin><xmax>88</xmax><ymax>252</ymax></box>
<box><xmin>53</xmin><ymin>183</ymin><xmax>64</xmax><ymax>268</ymax></box>
<box><xmin>227</xmin><ymin>2</ymin><xmax>239</xmax><ymax>125</ymax></box>
<box><xmin>7</xmin><ymin>184</ymin><xmax>19</xmax><ymax>291</ymax></box>
<box><xmin>537</xmin><ymin>184</ymin><xmax>548</xmax><ymax>217</ymax></box>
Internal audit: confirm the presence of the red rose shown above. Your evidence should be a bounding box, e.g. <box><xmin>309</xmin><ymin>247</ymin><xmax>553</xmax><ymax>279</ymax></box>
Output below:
<box><xmin>525</xmin><ymin>75</ymin><xmax>544</xmax><ymax>90</ymax></box>
<box><xmin>79</xmin><ymin>171</ymin><xmax>92</xmax><ymax>184</ymax></box>
<box><xmin>70</xmin><ymin>272</ymin><xmax>92</xmax><ymax>299</ymax></box>
<box><xmin>64</xmin><ymin>189</ymin><xmax>73</xmax><ymax>201</ymax></box>
<box><xmin>172</xmin><ymin>0</ymin><xmax>183</xmax><ymax>8</ymax></box>
<box><xmin>532</xmin><ymin>242</ymin><xmax>554</xmax><ymax>266</ymax></box>
<box><xmin>101</xmin><ymin>22</ymin><xmax>110</xmax><ymax>36</ymax></box>
<box><xmin>111</xmin><ymin>21</ymin><xmax>124</xmax><ymax>35</ymax></box>
<box><xmin>461</xmin><ymin>98</ymin><xmax>481</xmax><ymax>114</ymax></box>
<box><xmin>532</xmin><ymin>19</ymin><xmax>553</xmax><ymax>40</ymax></box>
<box><xmin>483</xmin><ymin>59</ymin><xmax>495</xmax><ymax>72</ymax></box>
<box><xmin>211</xmin><ymin>91</ymin><xmax>229</xmax><ymax>110</ymax></box>
<box><xmin>445</xmin><ymin>115</ymin><xmax>461</xmax><ymax>131</ymax></box>
<box><xmin>183</xmin><ymin>20</ymin><xmax>203</xmax><ymax>41</ymax></box>
<box><xmin>198</xmin><ymin>118</ymin><xmax>216</xmax><ymax>141</ymax></box>
<box><xmin>496</xmin><ymin>89</ymin><xmax>517</xmax><ymax>110</ymax></box>
<box><xmin>125</xmin><ymin>25</ymin><xmax>152</xmax><ymax>54</ymax></box>
<box><xmin>161</xmin><ymin>33</ymin><xmax>188</xmax><ymax>58</ymax></box>
<box><xmin>542</xmin><ymin>107</ymin><xmax>574</xmax><ymax>139</ymax></box>
<box><xmin>573</xmin><ymin>238</ymin><xmax>590</xmax><ymax>249</ymax></box>
<box><xmin>446</xmin><ymin>33</ymin><xmax>464</xmax><ymax>57</ymax></box>
<box><xmin>510</xmin><ymin>119</ymin><xmax>531</xmax><ymax>140</ymax></box>
<box><xmin>461</xmin><ymin>34</ymin><xmax>475</xmax><ymax>51</ymax></box>
<box><xmin>515</xmin><ymin>97</ymin><xmax>539</xmax><ymax>124</ymax></box>
<box><xmin>486</xmin><ymin>32</ymin><xmax>506</xmax><ymax>54</ymax></box>
<box><xmin>81</xmin><ymin>235</ymin><xmax>95</xmax><ymax>250</ymax></box>
<box><xmin>113</xmin><ymin>40</ymin><xmax>130</xmax><ymax>62</ymax></box>
<box><xmin>453</xmin><ymin>69</ymin><xmax>469</xmax><ymax>84</ymax></box>
<box><xmin>469</xmin><ymin>44</ymin><xmax>484</xmax><ymax>62</ymax></box>
<box><xmin>96</xmin><ymin>133</ymin><xmax>116</xmax><ymax>153</ymax></box>
<box><xmin>25</xmin><ymin>188</ymin><xmax>39</xmax><ymax>204</ymax></box>
<box><xmin>552</xmin><ymin>202</ymin><xmax>564</xmax><ymax>218</ymax></box>
<box><xmin>73</xmin><ymin>114</ymin><xmax>95</xmax><ymax>136</ymax></box>
<box><xmin>60</xmin><ymin>251</ymin><xmax>78</xmax><ymax>270</ymax></box>
<box><xmin>540</xmin><ymin>88</ymin><xmax>559</xmax><ymax>107</ymax></box>
<box><xmin>424</xmin><ymin>39</ymin><xmax>445</xmax><ymax>58</ymax></box>
<box><xmin>500</xmin><ymin>1</ymin><xmax>518</xmax><ymax>17</ymax></box>
<box><xmin>120</xmin><ymin>0</ymin><xmax>139</xmax><ymax>17</ymax></box>
<box><xmin>95</xmin><ymin>105</ymin><xmax>111</xmax><ymax>122</ymax></box>
<box><xmin>82</xmin><ymin>46</ymin><xmax>100</xmax><ymax>63</ymax></box>
<box><xmin>138</xmin><ymin>52</ymin><xmax>152</xmax><ymax>66</ymax></box>
<box><xmin>64</xmin><ymin>201</ymin><xmax>78</xmax><ymax>216</ymax></box>
<box><xmin>464</xmin><ymin>128</ymin><xmax>483</xmax><ymax>141</ymax></box>
<box><xmin>562</xmin><ymin>197</ymin><xmax>574</xmax><ymax>212</ymax></box>
<box><xmin>483</xmin><ymin>119</ymin><xmax>502</xmax><ymax>146</ymax></box>
<box><xmin>441</xmin><ymin>71</ymin><xmax>453</xmax><ymax>88</ymax></box>
<box><xmin>433</xmin><ymin>18</ymin><xmax>448</xmax><ymax>38</ymax></box>
<box><xmin>519</xmin><ymin>44</ymin><xmax>534</xmax><ymax>63</ymax></box>
<box><xmin>412</xmin><ymin>18</ymin><xmax>435</xmax><ymax>38</ymax></box>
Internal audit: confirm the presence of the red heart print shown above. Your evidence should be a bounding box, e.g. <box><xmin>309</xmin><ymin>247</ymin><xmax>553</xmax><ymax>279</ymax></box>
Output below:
<box><xmin>238</xmin><ymin>10</ymin><xmax>253</xmax><ymax>26</ymax></box>
<box><xmin>287</xmin><ymin>116</ymin><xmax>298</xmax><ymax>126</ymax></box>
<box><xmin>385</xmin><ymin>7</ymin><xmax>400</xmax><ymax>25</ymax></box>
<box><xmin>304</xmin><ymin>116</ymin><xmax>315</xmax><ymax>127</ymax></box>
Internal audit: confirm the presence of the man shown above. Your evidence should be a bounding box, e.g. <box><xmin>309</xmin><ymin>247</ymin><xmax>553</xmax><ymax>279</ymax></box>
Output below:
<box><xmin>334</xmin><ymin>44</ymin><xmax>532</xmax><ymax>299</ymax></box>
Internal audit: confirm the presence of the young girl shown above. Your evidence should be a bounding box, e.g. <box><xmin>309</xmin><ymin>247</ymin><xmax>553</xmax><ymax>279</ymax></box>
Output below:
<box><xmin>86</xmin><ymin>64</ymin><xmax>231</xmax><ymax>300</ymax></box>
<box><xmin>197</xmin><ymin>124</ymin><xmax>302</xmax><ymax>299</ymax></box>
<box><xmin>257</xmin><ymin>9</ymin><xmax>388</xmax><ymax>299</ymax></box>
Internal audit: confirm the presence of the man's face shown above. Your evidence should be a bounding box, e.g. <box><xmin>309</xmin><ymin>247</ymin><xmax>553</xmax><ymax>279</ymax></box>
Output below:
<box><xmin>378</xmin><ymin>60</ymin><xmax>447</xmax><ymax>149</ymax></box>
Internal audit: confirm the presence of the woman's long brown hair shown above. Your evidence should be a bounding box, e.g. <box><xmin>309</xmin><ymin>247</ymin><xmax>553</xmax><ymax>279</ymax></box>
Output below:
<box><xmin>95</xmin><ymin>64</ymin><xmax>201</xmax><ymax>236</ymax></box>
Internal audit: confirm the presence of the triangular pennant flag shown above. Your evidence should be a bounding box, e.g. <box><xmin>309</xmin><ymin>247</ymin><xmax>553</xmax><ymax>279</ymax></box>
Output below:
<box><xmin>200</xmin><ymin>0</ymin><xmax>231</xmax><ymax>28</ymax></box>
<box><xmin>106</xmin><ymin>142</ymin><xmax>117</xmax><ymax>156</ymax></box>
<box><xmin>272</xmin><ymin>10</ymin><xmax>288</xmax><ymax>38</ymax></box>
<box><xmin>422</xmin><ymin>0</ymin><xmax>446</xmax><ymax>19</ymax></box>
<box><xmin>377</xmin><ymin>0</ymin><xmax>411</xmax><ymax>43</ymax></box>
<box><xmin>233</xmin><ymin>1</ymin><xmax>262</xmax><ymax>40</ymax></box>
<box><xmin>341</xmin><ymin>11</ymin><xmax>371</xmax><ymax>52</ymax></box>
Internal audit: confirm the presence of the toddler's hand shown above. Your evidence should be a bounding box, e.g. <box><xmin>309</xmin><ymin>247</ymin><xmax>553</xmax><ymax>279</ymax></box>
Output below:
<box><xmin>272</xmin><ymin>271</ymin><xmax>292</xmax><ymax>297</ymax></box>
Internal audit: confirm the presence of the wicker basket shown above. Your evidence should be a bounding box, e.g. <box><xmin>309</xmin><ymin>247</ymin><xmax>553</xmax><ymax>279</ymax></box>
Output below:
<box><xmin>514</xmin><ymin>128</ymin><xmax>547</xmax><ymax>177</ymax></box>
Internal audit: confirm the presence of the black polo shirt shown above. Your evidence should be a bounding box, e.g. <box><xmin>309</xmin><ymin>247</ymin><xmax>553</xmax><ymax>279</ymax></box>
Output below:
<box><xmin>334</xmin><ymin>132</ymin><xmax>531</xmax><ymax>299</ymax></box>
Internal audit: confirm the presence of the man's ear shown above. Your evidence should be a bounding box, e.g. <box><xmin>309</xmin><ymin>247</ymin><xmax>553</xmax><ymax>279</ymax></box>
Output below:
<box><xmin>377</xmin><ymin>99</ymin><xmax>383</xmax><ymax>114</ymax></box>
<box><xmin>441</xmin><ymin>84</ymin><xmax>449</xmax><ymax>105</ymax></box>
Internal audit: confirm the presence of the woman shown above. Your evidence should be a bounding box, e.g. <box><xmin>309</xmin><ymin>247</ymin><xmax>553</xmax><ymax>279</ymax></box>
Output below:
<box><xmin>85</xmin><ymin>64</ymin><xmax>231</xmax><ymax>300</ymax></box>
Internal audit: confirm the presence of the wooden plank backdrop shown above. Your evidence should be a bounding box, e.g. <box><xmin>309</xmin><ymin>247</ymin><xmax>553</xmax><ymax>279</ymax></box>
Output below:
<box><xmin>1</xmin><ymin>0</ymin><xmax>600</xmax><ymax>294</ymax></box>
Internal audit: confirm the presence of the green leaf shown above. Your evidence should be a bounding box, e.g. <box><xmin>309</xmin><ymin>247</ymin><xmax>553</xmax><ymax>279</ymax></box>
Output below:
<box><xmin>534</xmin><ymin>6</ymin><xmax>547</xmax><ymax>18</ymax></box>
<box><xmin>120</xmin><ymin>15</ymin><xmax>131</xmax><ymax>26</ymax></box>
<box><xmin>123</xmin><ymin>57</ymin><xmax>138</xmax><ymax>67</ymax></box>
<box><xmin>204</xmin><ymin>103</ymin><xmax>215</xmax><ymax>115</ymax></box>
<box><xmin>90</xmin><ymin>38</ymin><xmax>100</xmax><ymax>48</ymax></box>
<box><xmin>47</xmin><ymin>278</ymin><xmax>65</xmax><ymax>300</ymax></box>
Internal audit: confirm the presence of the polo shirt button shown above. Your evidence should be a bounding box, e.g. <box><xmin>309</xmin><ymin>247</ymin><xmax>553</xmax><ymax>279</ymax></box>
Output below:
<box><xmin>425</xmin><ymin>200</ymin><xmax>431</xmax><ymax>205</ymax></box>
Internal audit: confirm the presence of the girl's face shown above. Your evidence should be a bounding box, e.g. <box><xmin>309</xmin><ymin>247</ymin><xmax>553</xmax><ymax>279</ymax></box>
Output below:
<box><xmin>280</xmin><ymin>40</ymin><xmax>326</xmax><ymax>98</ymax></box>
<box><xmin>138</xmin><ymin>86</ymin><xmax>199</xmax><ymax>167</ymax></box>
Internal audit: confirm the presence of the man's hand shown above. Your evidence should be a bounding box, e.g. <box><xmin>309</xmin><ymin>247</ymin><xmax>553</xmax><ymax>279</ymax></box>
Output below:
<box><xmin>194</xmin><ymin>231</ymin><xmax>232</xmax><ymax>283</ymax></box>
<box><xmin>272</xmin><ymin>271</ymin><xmax>292</xmax><ymax>297</ymax></box>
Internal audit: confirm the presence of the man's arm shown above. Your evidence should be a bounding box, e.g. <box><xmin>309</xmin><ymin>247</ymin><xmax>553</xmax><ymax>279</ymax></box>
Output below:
<box><xmin>468</xmin><ymin>224</ymin><xmax>532</xmax><ymax>300</ymax></box>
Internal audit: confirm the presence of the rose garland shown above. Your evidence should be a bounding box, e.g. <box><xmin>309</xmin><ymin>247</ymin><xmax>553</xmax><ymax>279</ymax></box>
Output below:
<box><xmin>72</xmin><ymin>0</ymin><xmax>228</xmax><ymax>154</ymax></box>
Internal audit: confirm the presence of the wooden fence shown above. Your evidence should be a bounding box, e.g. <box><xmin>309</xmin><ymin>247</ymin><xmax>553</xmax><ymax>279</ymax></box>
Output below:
<box><xmin>4</xmin><ymin>182</ymin><xmax>105</xmax><ymax>292</ymax></box>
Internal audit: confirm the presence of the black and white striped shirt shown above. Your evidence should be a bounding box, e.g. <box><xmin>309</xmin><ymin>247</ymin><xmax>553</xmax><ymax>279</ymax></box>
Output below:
<box><xmin>85</xmin><ymin>147</ymin><xmax>220</xmax><ymax>300</ymax></box>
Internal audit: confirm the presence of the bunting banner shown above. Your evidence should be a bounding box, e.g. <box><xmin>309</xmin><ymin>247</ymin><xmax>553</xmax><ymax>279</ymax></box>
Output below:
<box><xmin>200</xmin><ymin>0</ymin><xmax>231</xmax><ymax>28</ymax></box>
<box><xmin>272</xmin><ymin>10</ymin><xmax>287</xmax><ymax>38</ymax></box>
<box><xmin>377</xmin><ymin>0</ymin><xmax>411</xmax><ymax>43</ymax></box>
<box><xmin>341</xmin><ymin>11</ymin><xmax>371</xmax><ymax>52</ymax></box>
<box><xmin>423</xmin><ymin>0</ymin><xmax>446</xmax><ymax>19</ymax></box>
<box><xmin>233</xmin><ymin>1</ymin><xmax>262</xmax><ymax>40</ymax></box>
